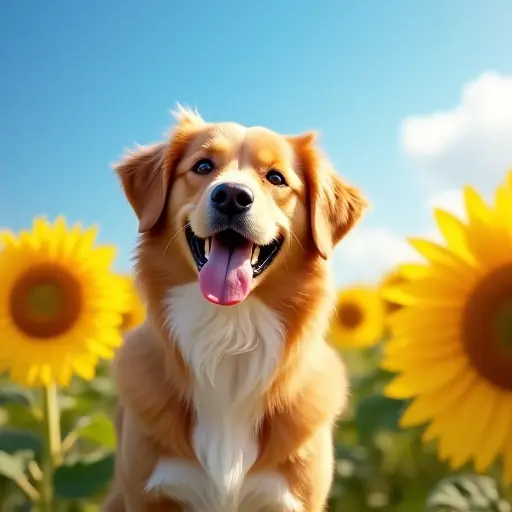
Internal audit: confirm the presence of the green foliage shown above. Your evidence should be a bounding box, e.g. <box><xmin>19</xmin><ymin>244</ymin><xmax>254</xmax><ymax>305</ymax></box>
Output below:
<box><xmin>354</xmin><ymin>393</ymin><xmax>406</xmax><ymax>443</ymax></box>
<box><xmin>0</xmin><ymin>430</ymin><xmax>42</xmax><ymax>457</ymax></box>
<box><xmin>0</xmin><ymin>350</ymin><xmax>510</xmax><ymax>511</ymax></box>
<box><xmin>71</xmin><ymin>413</ymin><xmax>117</xmax><ymax>452</ymax></box>
<box><xmin>54</xmin><ymin>454</ymin><xmax>114</xmax><ymax>500</ymax></box>
<box><xmin>0</xmin><ymin>450</ymin><xmax>33</xmax><ymax>483</ymax></box>
<box><xmin>0</xmin><ymin>368</ymin><xmax>117</xmax><ymax>511</ymax></box>
<box><xmin>426</xmin><ymin>475</ymin><xmax>511</xmax><ymax>512</ymax></box>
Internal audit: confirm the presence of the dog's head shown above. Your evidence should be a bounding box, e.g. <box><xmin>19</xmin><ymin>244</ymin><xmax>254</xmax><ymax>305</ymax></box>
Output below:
<box><xmin>116</xmin><ymin>106</ymin><xmax>366</xmax><ymax>307</ymax></box>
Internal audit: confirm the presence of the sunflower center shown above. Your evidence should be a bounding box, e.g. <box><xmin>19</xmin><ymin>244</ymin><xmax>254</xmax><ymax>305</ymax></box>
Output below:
<box><xmin>10</xmin><ymin>264</ymin><xmax>82</xmax><ymax>339</ymax></box>
<box><xmin>462</xmin><ymin>265</ymin><xmax>512</xmax><ymax>391</ymax></box>
<box><xmin>337</xmin><ymin>302</ymin><xmax>364</xmax><ymax>329</ymax></box>
<box><xmin>27</xmin><ymin>284</ymin><xmax>63</xmax><ymax>317</ymax></box>
<box><xmin>494</xmin><ymin>299</ymin><xmax>512</xmax><ymax>350</ymax></box>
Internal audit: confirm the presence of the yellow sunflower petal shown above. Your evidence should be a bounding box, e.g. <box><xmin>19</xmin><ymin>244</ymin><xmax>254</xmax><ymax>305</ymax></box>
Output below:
<box><xmin>422</xmin><ymin>416</ymin><xmax>444</xmax><ymax>443</ymax></box>
<box><xmin>395</xmin><ymin>263</ymin><xmax>431</xmax><ymax>280</ymax></box>
<box><xmin>57</xmin><ymin>360</ymin><xmax>73</xmax><ymax>387</ymax></box>
<box><xmin>86</xmin><ymin>339</ymin><xmax>117</xmax><ymax>359</ymax></box>
<box><xmin>0</xmin><ymin>230</ymin><xmax>19</xmax><ymax>247</ymax></box>
<box><xmin>388</xmin><ymin>305</ymin><xmax>461</xmax><ymax>337</ymax></box>
<box><xmin>381</xmin><ymin>338</ymin><xmax>462</xmax><ymax>371</ymax></box>
<box><xmin>473</xmin><ymin>393</ymin><xmax>512</xmax><ymax>472</ymax></box>
<box><xmin>384</xmin><ymin>277</ymin><xmax>466</xmax><ymax>307</ymax></box>
<box><xmin>433</xmin><ymin>208</ymin><xmax>477</xmax><ymax>264</ymax></box>
<box><xmin>463</xmin><ymin>185</ymin><xmax>512</xmax><ymax>267</ymax></box>
<box><xmin>72</xmin><ymin>357</ymin><xmax>97</xmax><ymax>381</ymax></box>
<box><xmin>399</xmin><ymin>369</ymin><xmax>477</xmax><ymax>427</ymax></box>
<box><xmin>407</xmin><ymin>238</ymin><xmax>480</xmax><ymax>277</ymax></box>
<box><xmin>442</xmin><ymin>382</ymin><xmax>499</xmax><ymax>470</ymax></box>
<box><xmin>494</xmin><ymin>183</ymin><xmax>512</xmax><ymax>226</ymax></box>
<box><xmin>464</xmin><ymin>186</ymin><xmax>494</xmax><ymax>224</ymax></box>
<box><xmin>385</xmin><ymin>356</ymin><xmax>468</xmax><ymax>398</ymax></box>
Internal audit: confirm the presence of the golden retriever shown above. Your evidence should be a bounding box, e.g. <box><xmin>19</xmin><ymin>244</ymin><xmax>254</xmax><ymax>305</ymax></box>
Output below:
<box><xmin>101</xmin><ymin>106</ymin><xmax>366</xmax><ymax>512</ymax></box>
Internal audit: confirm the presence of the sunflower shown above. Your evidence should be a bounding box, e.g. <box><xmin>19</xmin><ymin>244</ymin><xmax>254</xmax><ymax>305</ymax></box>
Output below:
<box><xmin>382</xmin><ymin>170</ymin><xmax>512</xmax><ymax>483</ymax></box>
<box><xmin>0</xmin><ymin>216</ymin><xmax>128</xmax><ymax>387</ymax></box>
<box><xmin>327</xmin><ymin>285</ymin><xmax>385</xmax><ymax>348</ymax></box>
<box><xmin>119</xmin><ymin>274</ymin><xmax>145</xmax><ymax>332</ymax></box>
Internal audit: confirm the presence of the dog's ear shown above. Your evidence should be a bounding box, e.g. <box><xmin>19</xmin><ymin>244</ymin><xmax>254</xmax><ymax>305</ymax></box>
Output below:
<box><xmin>289</xmin><ymin>132</ymin><xmax>367</xmax><ymax>259</ymax></box>
<box><xmin>114</xmin><ymin>143</ymin><xmax>169</xmax><ymax>233</ymax></box>
<box><xmin>114</xmin><ymin>106</ymin><xmax>205</xmax><ymax>233</ymax></box>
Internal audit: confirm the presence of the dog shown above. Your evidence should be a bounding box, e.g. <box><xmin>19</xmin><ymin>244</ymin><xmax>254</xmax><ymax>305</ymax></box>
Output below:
<box><xmin>102</xmin><ymin>106</ymin><xmax>366</xmax><ymax>512</ymax></box>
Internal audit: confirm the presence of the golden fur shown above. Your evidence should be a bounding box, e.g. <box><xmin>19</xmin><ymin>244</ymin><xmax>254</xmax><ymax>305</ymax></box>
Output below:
<box><xmin>102</xmin><ymin>106</ymin><xmax>367</xmax><ymax>512</ymax></box>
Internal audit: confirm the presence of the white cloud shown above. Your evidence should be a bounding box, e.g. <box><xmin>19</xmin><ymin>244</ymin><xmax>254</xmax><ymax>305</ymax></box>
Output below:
<box><xmin>401</xmin><ymin>71</ymin><xmax>512</xmax><ymax>194</ymax></box>
<box><xmin>332</xmin><ymin>71</ymin><xmax>512</xmax><ymax>287</ymax></box>
<box><xmin>426</xmin><ymin>188</ymin><xmax>466</xmax><ymax>219</ymax></box>
<box><xmin>332</xmin><ymin>227</ymin><xmax>420</xmax><ymax>286</ymax></box>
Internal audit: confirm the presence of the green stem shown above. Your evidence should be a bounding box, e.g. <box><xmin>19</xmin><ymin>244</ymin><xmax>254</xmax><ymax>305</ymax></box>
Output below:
<box><xmin>39</xmin><ymin>383</ymin><xmax>62</xmax><ymax>512</ymax></box>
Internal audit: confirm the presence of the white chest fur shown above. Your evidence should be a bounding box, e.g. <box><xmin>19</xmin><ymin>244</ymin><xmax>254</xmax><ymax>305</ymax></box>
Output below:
<box><xmin>148</xmin><ymin>283</ymin><xmax>291</xmax><ymax>511</ymax></box>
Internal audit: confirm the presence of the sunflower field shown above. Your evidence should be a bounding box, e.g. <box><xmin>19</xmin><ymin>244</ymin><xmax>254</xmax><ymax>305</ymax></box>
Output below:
<box><xmin>1</xmin><ymin>172</ymin><xmax>512</xmax><ymax>511</ymax></box>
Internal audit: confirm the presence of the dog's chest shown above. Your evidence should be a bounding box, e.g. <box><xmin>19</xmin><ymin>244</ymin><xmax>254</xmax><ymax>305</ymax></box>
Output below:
<box><xmin>153</xmin><ymin>284</ymin><xmax>285</xmax><ymax>510</ymax></box>
<box><xmin>191</xmin><ymin>355</ymin><xmax>264</xmax><ymax>506</ymax></box>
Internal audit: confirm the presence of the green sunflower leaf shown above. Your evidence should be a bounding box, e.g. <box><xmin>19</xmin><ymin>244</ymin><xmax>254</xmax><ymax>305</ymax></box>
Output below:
<box><xmin>0</xmin><ymin>429</ymin><xmax>42</xmax><ymax>458</ymax></box>
<box><xmin>0</xmin><ymin>388</ymin><xmax>33</xmax><ymax>407</ymax></box>
<box><xmin>54</xmin><ymin>452</ymin><xmax>115</xmax><ymax>499</ymax></box>
<box><xmin>73</xmin><ymin>412</ymin><xmax>117</xmax><ymax>450</ymax></box>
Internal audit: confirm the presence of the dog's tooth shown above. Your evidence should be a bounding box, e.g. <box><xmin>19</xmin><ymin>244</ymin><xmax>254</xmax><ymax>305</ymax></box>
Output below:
<box><xmin>204</xmin><ymin>238</ymin><xmax>210</xmax><ymax>259</ymax></box>
<box><xmin>251</xmin><ymin>246</ymin><xmax>260</xmax><ymax>265</ymax></box>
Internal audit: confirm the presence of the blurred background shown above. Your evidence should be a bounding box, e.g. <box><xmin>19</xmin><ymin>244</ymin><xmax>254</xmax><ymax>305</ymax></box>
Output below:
<box><xmin>1</xmin><ymin>0</ymin><xmax>512</xmax><ymax>510</ymax></box>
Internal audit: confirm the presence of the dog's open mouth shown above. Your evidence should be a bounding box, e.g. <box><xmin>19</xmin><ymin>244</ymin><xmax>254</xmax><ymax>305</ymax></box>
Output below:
<box><xmin>185</xmin><ymin>226</ymin><xmax>284</xmax><ymax>306</ymax></box>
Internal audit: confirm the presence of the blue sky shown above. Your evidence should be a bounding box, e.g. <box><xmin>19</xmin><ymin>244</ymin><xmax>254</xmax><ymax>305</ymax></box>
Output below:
<box><xmin>1</xmin><ymin>0</ymin><xmax>512</xmax><ymax>276</ymax></box>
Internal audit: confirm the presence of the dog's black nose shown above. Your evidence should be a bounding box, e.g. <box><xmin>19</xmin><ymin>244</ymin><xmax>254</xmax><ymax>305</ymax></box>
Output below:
<box><xmin>210</xmin><ymin>183</ymin><xmax>254</xmax><ymax>216</ymax></box>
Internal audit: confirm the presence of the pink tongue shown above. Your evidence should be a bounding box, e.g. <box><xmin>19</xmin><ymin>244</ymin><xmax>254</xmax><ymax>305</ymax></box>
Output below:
<box><xmin>199</xmin><ymin>236</ymin><xmax>253</xmax><ymax>306</ymax></box>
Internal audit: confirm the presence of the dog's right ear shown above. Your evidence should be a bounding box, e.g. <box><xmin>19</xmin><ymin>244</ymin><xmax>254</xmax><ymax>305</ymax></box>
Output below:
<box><xmin>114</xmin><ymin>143</ymin><xmax>169</xmax><ymax>233</ymax></box>
<box><xmin>114</xmin><ymin>105</ymin><xmax>205</xmax><ymax>233</ymax></box>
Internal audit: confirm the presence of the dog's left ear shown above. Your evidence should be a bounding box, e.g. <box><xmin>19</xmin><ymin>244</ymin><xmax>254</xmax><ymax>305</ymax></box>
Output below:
<box><xmin>289</xmin><ymin>132</ymin><xmax>368</xmax><ymax>259</ymax></box>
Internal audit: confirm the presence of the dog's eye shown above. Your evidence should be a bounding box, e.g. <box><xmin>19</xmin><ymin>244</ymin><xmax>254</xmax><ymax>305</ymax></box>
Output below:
<box><xmin>266</xmin><ymin>170</ymin><xmax>287</xmax><ymax>187</ymax></box>
<box><xmin>192</xmin><ymin>158</ymin><xmax>215</xmax><ymax>175</ymax></box>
